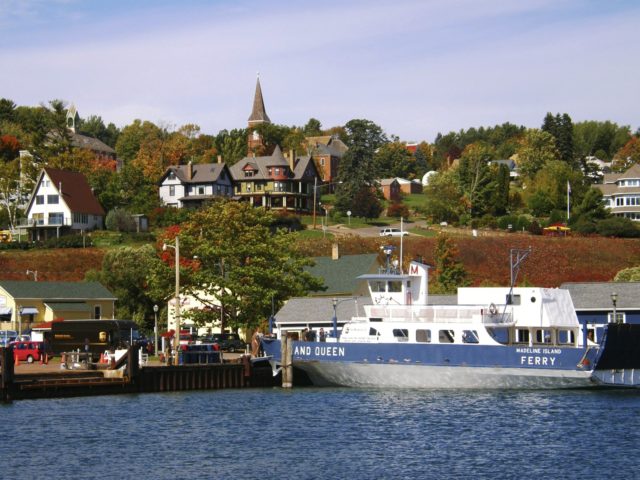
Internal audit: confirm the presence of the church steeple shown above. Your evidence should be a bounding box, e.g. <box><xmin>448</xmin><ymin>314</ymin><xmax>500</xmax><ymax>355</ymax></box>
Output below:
<box><xmin>248</xmin><ymin>74</ymin><xmax>270</xmax><ymax>126</ymax></box>
<box><xmin>248</xmin><ymin>74</ymin><xmax>271</xmax><ymax>155</ymax></box>
<box><xmin>66</xmin><ymin>103</ymin><xmax>79</xmax><ymax>133</ymax></box>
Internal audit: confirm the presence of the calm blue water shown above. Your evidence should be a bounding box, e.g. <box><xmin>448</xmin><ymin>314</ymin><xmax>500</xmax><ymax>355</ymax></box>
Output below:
<box><xmin>2</xmin><ymin>387</ymin><xmax>640</xmax><ymax>479</ymax></box>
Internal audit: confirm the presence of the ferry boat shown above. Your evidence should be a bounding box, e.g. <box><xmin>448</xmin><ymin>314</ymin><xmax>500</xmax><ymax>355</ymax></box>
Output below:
<box><xmin>261</xmin><ymin>250</ymin><xmax>640</xmax><ymax>389</ymax></box>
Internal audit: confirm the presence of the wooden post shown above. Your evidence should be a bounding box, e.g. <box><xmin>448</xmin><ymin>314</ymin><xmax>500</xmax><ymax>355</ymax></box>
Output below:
<box><xmin>282</xmin><ymin>336</ymin><xmax>293</xmax><ymax>388</ymax></box>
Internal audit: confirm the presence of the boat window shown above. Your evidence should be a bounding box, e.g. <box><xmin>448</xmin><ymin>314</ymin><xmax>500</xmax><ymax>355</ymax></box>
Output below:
<box><xmin>370</xmin><ymin>318</ymin><xmax>383</xmax><ymax>322</ymax></box>
<box><xmin>506</xmin><ymin>294</ymin><xmax>521</xmax><ymax>305</ymax></box>
<box><xmin>371</xmin><ymin>281</ymin><xmax>386</xmax><ymax>293</ymax></box>
<box><xmin>438</xmin><ymin>330</ymin><xmax>455</xmax><ymax>343</ymax></box>
<box><xmin>558</xmin><ymin>329</ymin><xmax>575</xmax><ymax>345</ymax></box>
<box><xmin>388</xmin><ymin>281</ymin><xmax>402</xmax><ymax>293</ymax></box>
<box><xmin>393</xmin><ymin>329</ymin><xmax>409</xmax><ymax>342</ymax></box>
<box><xmin>534</xmin><ymin>329</ymin><xmax>552</xmax><ymax>344</ymax></box>
<box><xmin>369</xmin><ymin>327</ymin><xmax>379</xmax><ymax>336</ymax></box>
<box><xmin>462</xmin><ymin>330</ymin><xmax>479</xmax><ymax>344</ymax></box>
<box><xmin>487</xmin><ymin>328</ymin><xmax>509</xmax><ymax>344</ymax></box>
<box><xmin>416</xmin><ymin>329</ymin><xmax>431</xmax><ymax>343</ymax></box>
<box><xmin>515</xmin><ymin>329</ymin><xmax>529</xmax><ymax>343</ymax></box>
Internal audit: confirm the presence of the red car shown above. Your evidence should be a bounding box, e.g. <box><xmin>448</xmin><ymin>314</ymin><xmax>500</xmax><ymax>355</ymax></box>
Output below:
<box><xmin>12</xmin><ymin>341</ymin><xmax>44</xmax><ymax>363</ymax></box>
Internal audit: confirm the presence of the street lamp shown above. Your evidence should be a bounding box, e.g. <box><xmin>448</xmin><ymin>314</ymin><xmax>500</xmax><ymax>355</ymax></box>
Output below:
<box><xmin>163</xmin><ymin>236</ymin><xmax>180</xmax><ymax>365</ymax></box>
<box><xmin>331</xmin><ymin>297</ymin><xmax>355</xmax><ymax>340</ymax></box>
<box><xmin>312</xmin><ymin>178</ymin><xmax>342</xmax><ymax>230</ymax></box>
<box><xmin>611</xmin><ymin>292</ymin><xmax>618</xmax><ymax>324</ymax></box>
<box><xmin>153</xmin><ymin>304</ymin><xmax>159</xmax><ymax>356</ymax></box>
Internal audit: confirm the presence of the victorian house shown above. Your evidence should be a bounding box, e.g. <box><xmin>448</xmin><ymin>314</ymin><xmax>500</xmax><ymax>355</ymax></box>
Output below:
<box><xmin>597</xmin><ymin>163</ymin><xmax>640</xmax><ymax>221</ymax></box>
<box><xmin>158</xmin><ymin>160</ymin><xmax>234</xmax><ymax>208</ymax></box>
<box><xmin>229</xmin><ymin>145</ymin><xmax>320</xmax><ymax>212</ymax></box>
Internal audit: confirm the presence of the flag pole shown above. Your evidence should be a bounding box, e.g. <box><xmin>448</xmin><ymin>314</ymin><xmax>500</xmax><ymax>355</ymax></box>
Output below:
<box><xmin>567</xmin><ymin>180</ymin><xmax>571</xmax><ymax>221</ymax></box>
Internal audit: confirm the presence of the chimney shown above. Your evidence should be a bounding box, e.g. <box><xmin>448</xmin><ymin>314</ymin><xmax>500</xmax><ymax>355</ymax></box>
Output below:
<box><xmin>217</xmin><ymin>155</ymin><xmax>222</xmax><ymax>164</ymax></box>
<box><xmin>289</xmin><ymin>149</ymin><xmax>295</xmax><ymax>172</ymax></box>
<box><xmin>187</xmin><ymin>161</ymin><xmax>193</xmax><ymax>180</ymax></box>
<box><xmin>332</xmin><ymin>243</ymin><xmax>340</xmax><ymax>260</ymax></box>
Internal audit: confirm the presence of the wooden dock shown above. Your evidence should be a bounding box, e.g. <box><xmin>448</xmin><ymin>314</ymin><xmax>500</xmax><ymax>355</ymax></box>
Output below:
<box><xmin>1</xmin><ymin>347</ymin><xmax>277</xmax><ymax>403</ymax></box>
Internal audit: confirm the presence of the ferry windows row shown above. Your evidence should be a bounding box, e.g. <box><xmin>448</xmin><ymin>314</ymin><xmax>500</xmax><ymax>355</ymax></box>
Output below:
<box><xmin>370</xmin><ymin>281</ymin><xmax>403</xmax><ymax>293</ymax></box>
<box><xmin>515</xmin><ymin>328</ymin><xmax>577</xmax><ymax>346</ymax></box>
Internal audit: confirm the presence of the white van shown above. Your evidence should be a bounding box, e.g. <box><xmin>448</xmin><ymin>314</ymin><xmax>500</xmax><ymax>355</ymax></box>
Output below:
<box><xmin>379</xmin><ymin>228</ymin><xmax>408</xmax><ymax>237</ymax></box>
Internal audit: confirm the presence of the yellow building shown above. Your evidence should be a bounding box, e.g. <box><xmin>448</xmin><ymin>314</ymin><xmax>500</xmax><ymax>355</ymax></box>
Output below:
<box><xmin>0</xmin><ymin>281</ymin><xmax>116</xmax><ymax>335</ymax></box>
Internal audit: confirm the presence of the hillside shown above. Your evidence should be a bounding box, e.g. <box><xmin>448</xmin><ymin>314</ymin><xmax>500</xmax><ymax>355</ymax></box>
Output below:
<box><xmin>1</xmin><ymin>234</ymin><xmax>638</xmax><ymax>287</ymax></box>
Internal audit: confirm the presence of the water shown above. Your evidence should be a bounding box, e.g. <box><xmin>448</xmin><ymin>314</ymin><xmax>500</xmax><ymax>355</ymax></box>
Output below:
<box><xmin>2</xmin><ymin>388</ymin><xmax>640</xmax><ymax>479</ymax></box>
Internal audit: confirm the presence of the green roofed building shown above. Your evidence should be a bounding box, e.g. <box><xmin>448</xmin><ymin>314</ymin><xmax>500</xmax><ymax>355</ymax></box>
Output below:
<box><xmin>0</xmin><ymin>281</ymin><xmax>116</xmax><ymax>334</ymax></box>
<box><xmin>305</xmin><ymin>247</ymin><xmax>379</xmax><ymax>297</ymax></box>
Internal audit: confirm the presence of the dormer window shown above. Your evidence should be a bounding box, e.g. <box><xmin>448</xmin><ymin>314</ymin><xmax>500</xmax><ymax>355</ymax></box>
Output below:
<box><xmin>168</xmin><ymin>171</ymin><xmax>176</xmax><ymax>180</ymax></box>
<box><xmin>244</xmin><ymin>170</ymin><xmax>254</xmax><ymax>178</ymax></box>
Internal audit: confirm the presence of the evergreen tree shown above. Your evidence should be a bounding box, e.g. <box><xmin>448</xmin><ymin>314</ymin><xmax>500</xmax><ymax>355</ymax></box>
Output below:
<box><xmin>335</xmin><ymin>119</ymin><xmax>387</xmax><ymax>215</ymax></box>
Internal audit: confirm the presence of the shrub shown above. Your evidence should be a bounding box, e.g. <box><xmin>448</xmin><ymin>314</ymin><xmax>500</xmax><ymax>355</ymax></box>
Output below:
<box><xmin>271</xmin><ymin>213</ymin><xmax>303</xmax><ymax>232</ymax></box>
<box><xmin>43</xmin><ymin>235</ymin><xmax>91</xmax><ymax>249</ymax></box>
<box><xmin>596</xmin><ymin>217</ymin><xmax>640</xmax><ymax>238</ymax></box>
<box><xmin>528</xmin><ymin>220</ymin><xmax>542</xmax><ymax>235</ymax></box>
<box><xmin>105</xmin><ymin>208</ymin><xmax>136</xmax><ymax>232</ymax></box>
<box><xmin>149</xmin><ymin>207</ymin><xmax>194</xmax><ymax>228</ymax></box>
<box><xmin>387</xmin><ymin>202</ymin><xmax>410</xmax><ymax>219</ymax></box>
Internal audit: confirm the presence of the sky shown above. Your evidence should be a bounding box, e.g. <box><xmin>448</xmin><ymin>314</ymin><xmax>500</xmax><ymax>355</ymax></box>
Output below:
<box><xmin>1</xmin><ymin>0</ymin><xmax>638</xmax><ymax>142</ymax></box>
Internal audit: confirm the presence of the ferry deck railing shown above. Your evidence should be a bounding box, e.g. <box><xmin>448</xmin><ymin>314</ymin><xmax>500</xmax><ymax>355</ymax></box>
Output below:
<box><xmin>358</xmin><ymin>305</ymin><xmax>513</xmax><ymax>325</ymax></box>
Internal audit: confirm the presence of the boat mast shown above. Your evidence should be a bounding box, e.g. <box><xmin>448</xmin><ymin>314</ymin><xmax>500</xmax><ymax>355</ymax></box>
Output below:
<box><xmin>509</xmin><ymin>247</ymin><xmax>531</xmax><ymax>295</ymax></box>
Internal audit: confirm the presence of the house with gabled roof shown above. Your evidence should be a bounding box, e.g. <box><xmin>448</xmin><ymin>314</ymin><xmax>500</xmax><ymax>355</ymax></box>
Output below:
<box><xmin>596</xmin><ymin>163</ymin><xmax>640</xmax><ymax>221</ymax></box>
<box><xmin>229</xmin><ymin>145</ymin><xmax>321</xmax><ymax>212</ymax></box>
<box><xmin>158</xmin><ymin>160</ymin><xmax>234</xmax><ymax>208</ymax></box>
<box><xmin>21</xmin><ymin>167</ymin><xmax>105</xmax><ymax>241</ymax></box>
<box><xmin>306</xmin><ymin>135</ymin><xmax>348</xmax><ymax>186</ymax></box>
<box><xmin>0</xmin><ymin>280</ymin><xmax>116</xmax><ymax>334</ymax></box>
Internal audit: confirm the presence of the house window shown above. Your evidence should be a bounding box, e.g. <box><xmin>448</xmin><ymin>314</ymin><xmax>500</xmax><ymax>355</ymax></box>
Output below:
<box><xmin>608</xmin><ymin>312</ymin><xmax>626</xmax><ymax>323</ymax></box>
<box><xmin>36</xmin><ymin>195</ymin><xmax>44</xmax><ymax>205</ymax></box>
<box><xmin>48</xmin><ymin>212</ymin><xmax>64</xmax><ymax>225</ymax></box>
<box><xmin>244</xmin><ymin>171</ymin><xmax>254</xmax><ymax>178</ymax></box>
<box><xmin>320</xmin><ymin>158</ymin><xmax>325</xmax><ymax>166</ymax></box>
<box><xmin>198</xmin><ymin>186</ymin><xmax>205</xmax><ymax>195</ymax></box>
<box><xmin>169</xmin><ymin>185</ymin><xmax>175</xmax><ymax>197</ymax></box>
<box><xmin>275</xmin><ymin>168</ymin><xmax>280</xmax><ymax>176</ymax></box>
<box><xmin>616</xmin><ymin>198</ymin><xmax>624</xmax><ymax>206</ymax></box>
<box><xmin>168</xmin><ymin>171</ymin><xmax>176</xmax><ymax>180</ymax></box>
<box><xmin>47</xmin><ymin>194</ymin><xmax>59</xmax><ymax>204</ymax></box>
<box><xmin>73</xmin><ymin>213</ymin><xmax>88</xmax><ymax>224</ymax></box>
<box><xmin>94</xmin><ymin>305</ymin><xmax>101</xmax><ymax>320</ymax></box>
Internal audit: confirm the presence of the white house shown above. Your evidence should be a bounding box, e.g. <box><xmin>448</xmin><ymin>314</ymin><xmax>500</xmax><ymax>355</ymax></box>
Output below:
<box><xmin>596</xmin><ymin>163</ymin><xmax>640</xmax><ymax>221</ymax></box>
<box><xmin>22</xmin><ymin>168</ymin><xmax>105</xmax><ymax>241</ymax></box>
<box><xmin>158</xmin><ymin>161</ymin><xmax>234</xmax><ymax>208</ymax></box>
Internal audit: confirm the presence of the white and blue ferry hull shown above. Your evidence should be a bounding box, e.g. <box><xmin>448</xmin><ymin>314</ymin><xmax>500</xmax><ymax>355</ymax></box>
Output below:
<box><xmin>261</xmin><ymin>339</ymin><xmax>611</xmax><ymax>389</ymax></box>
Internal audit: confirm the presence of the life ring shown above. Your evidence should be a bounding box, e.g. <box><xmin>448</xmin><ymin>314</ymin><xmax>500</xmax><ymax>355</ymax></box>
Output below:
<box><xmin>489</xmin><ymin>303</ymin><xmax>498</xmax><ymax>315</ymax></box>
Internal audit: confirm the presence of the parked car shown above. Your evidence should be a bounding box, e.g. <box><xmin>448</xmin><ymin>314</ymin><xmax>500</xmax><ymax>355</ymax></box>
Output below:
<box><xmin>0</xmin><ymin>330</ymin><xmax>18</xmax><ymax>347</ymax></box>
<box><xmin>379</xmin><ymin>228</ymin><xmax>408</xmax><ymax>237</ymax></box>
<box><xmin>209</xmin><ymin>333</ymin><xmax>246</xmax><ymax>352</ymax></box>
<box><xmin>11</xmin><ymin>341</ymin><xmax>44</xmax><ymax>363</ymax></box>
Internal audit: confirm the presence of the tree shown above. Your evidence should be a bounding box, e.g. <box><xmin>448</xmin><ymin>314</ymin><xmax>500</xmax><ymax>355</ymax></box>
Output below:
<box><xmin>573</xmin><ymin>120</ymin><xmax>631</xmax><ymax>163</ymax></box>
<box><xmin>423</xmin><ymin>169</ymin><xmax>465</xmax><ymax>223</ymax></box>
<box><xmin>515</xmin><ymin>129</ymin><xmax>560</xmax><ymax>180</ymax></box>
<box><xmin>335</xmin><ymin>119</ymin><xmax>387</xmax><ymax>215</ymax></box>
<box><xmin>172</xmin><ymin>200</ymin><xmax>323</xmax><ymax>332</ymax></box>
<box><xmin>570</xmin><ymin>187</ymin><xmax>610</xmax><ymax>234</ymax></box>
<box><xmin>413</xmin><ymin>142</ymin><xmax>433</xmax><ymax>172</ymax></box>
<box><xmin>526</xmin><ymin>160</ymin><xmax>585</xmax><ymax>217</ymax></box>
<box><xmin>0</xmin><ymin>159</ymin><xmax>25</xmax><ymax>229</ymax></box>
<box><xmin>542</xmin><ymin>112</ymin><xmax>574</xmax><ymax>166</ymax></box>
<box><xmin>303</xmin><ymin>118</ymin><xmax>323</xmax><ymax>136</ymax></box>
<box><xmin>85</xmin><ymin>245</ymin><xmax>168</xmax><ymax>328</ymax></box>
<box><xmin>612</xmin><ymin>136</ymin><xmax>640</xmax><ymax>171</ymax></box>
<box><xmin>78</xmin><ymin>115</ymin><xmax>120</xmax><ymax>148</ymax></box>
<box><xmin>457</xmin><ymin>142</ymin><xmax>496</xmax><ymax>217</ymax></box>
<box><xmin>431</xmin><ymin>233</ymin><xmax>469</xmax><ymax>294</ymax></box>
<box><xmin>215</xmin><ymin>129</ymin><xmax>247</xmax><ymax>165</ymax></box>
<box><xmin>374</xmin><ymin>142</ymin><xmax>415</xmax><ymax>179</ymax></box>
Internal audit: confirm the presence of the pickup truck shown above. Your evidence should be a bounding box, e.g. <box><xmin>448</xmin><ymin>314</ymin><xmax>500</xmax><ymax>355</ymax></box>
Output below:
<box><xmin>379</xmin><ymin>228</ymin><xmax>408</xmax><ymax>237</ymax></box>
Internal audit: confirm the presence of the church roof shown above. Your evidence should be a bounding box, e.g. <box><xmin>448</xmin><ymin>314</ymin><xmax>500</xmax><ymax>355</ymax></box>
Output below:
<box><xmin>248</xmin><ymin>77</ymin><xmax>270</xmax><ymax>125</ymax></box>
